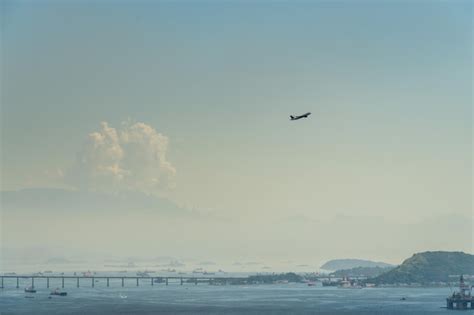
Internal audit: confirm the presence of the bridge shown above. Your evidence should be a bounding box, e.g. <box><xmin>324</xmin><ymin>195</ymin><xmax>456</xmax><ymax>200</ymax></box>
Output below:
<box><xmin>0</xmin><ymin>275</ymin><xmax>250</xmax><ymax>289</ymax></box>
<box><xmin>0</xmin><ymin>274</ymin><xmax>362</xmax><ymax>289</ymax></box>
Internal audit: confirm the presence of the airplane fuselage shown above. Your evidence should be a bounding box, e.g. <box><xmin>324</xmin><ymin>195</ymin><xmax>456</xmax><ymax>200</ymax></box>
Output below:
<box><xmin>290</xmin><ymin>112</ymin><xmax>311</xmax><ymax>120</ymax></box>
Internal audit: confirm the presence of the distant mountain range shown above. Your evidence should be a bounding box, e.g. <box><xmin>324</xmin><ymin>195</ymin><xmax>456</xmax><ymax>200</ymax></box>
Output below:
<box><xmin>372</xmin><ymin>251</ymin><xmax>474</xmax><ymax>284</ymax></box>
<box><xmin>1</xmin><ymin>188</ymin><xmax>195</xmax><ymax>217</ymax></box>
<box><xmin>320</xmin><ymin>259</ymin><xmax>394</xmax><ymax>271</ymax></box>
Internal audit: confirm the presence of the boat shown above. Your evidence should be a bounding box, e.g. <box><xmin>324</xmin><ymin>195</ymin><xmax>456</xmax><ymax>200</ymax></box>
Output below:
<box><xmin>82</xmin><ymin>271</ymin><xmax>93</xmax><ymax>277</ymax></box>
<box><xmin>307</xmin><ymin>282</ymin><xmax>317</xmax><ymax>287</ymax></box>
<box><xmin>322</xmin><ymin>280</ymin><xmax>338</xmax><ymax>287</ymax></box>
<box><xmin>50</xmin><ymin>288</ymin><xmax>67</xmax><ymax>296</ymax></box>
<box><xmin>153</xmin><ymin>278</ymin><xmax>164</xmax><ymax>283</ymax></box>
<box><xmin>25</xmin><ymin>286</ymin><xmax>36</xmax><ymax>293</ymax></box>
<box><xmin>338</xmin><ymin>277</ymin><xmax>362</xmax><ymax>289</ymax></box>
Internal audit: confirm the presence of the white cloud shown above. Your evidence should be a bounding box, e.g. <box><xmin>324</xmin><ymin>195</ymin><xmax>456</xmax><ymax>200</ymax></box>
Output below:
<box><xmin>66</xmin><ymin>121</ymin><xmax>175</xmax><ymax>194</ymax></box>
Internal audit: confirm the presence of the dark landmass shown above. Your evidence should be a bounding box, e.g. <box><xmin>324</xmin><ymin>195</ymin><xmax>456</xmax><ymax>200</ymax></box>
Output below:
<box><xmin>247</xmin><ymin>272</ymin><xmax>302</xmax><ymax>284</ymax></box>
<box><xmin>321</xmin><ymin>259</ymin><xmax>394</xmax><ymax>271</ymax></box>
<box><xmin>221</xmin><ymin>273</ymin><xmax>303</xmax><ymax>285</ymax></box>
<box><xmin>331</xmin><ymin>266</ymin><xmax>394</xmax><ymax>278</ymax></box>
<box><xmin>372</xmin><ymin>251</ymin><xmax>474</xmax><ymax>284</ymax></box>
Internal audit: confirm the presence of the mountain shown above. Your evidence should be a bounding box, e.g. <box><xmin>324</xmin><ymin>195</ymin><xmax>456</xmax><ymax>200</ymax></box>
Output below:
<box><xmin>1</xmin><ymin>188</ymin><xmax>195</xmax><ymax>217</ymax></box>
<box><xmin>330</xmin><ymin>266</ymin><xmax>394</xmax><ymax>278</ymax></box>
<box><xmin>320</xmin><ymin>259</ymin><xmax>394</xmax><ymax>271</ymax></box>
<box><xmin>372</xmin><ymin>251</ymin><xmax>474</xmax><ymax>284</ymax></box>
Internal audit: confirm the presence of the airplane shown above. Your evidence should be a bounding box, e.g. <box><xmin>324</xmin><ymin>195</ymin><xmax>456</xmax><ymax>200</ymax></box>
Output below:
<box><xmin>290</xmin><ymin>112</ymin><xmax>311</xmax><ymax>121</ymax></box>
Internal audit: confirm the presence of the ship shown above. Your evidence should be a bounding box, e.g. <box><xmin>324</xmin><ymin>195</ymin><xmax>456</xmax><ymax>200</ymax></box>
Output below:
<box><xmin>446</xmin><ymin>275</ymin><xmax>474</xmax><ymax>310</ymax></box>
<box><xmin>338</xmin><ymin>277</ymin><xmax>362</xmax><ymax>289</ymax></box>
<box><xmin>82</xmin><ymin>271</ymin><xmax>93</xmax><ymax>277</ymax></box>
<box><xmin>322</xmin><ymin>280</ymin><xmax>339</xmax><ymax>287</ymax></box>
<box><xmin>24</xmin><ymin>286</ymin><xmax>36</xmax><ymax>293</ymax></box>
<box><xmin>50</xmin><ymin>288</ymin><xmax>67</xmax><ymax>296</ymax></box>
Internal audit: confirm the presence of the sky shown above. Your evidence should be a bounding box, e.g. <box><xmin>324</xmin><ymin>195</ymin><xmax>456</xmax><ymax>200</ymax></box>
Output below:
<box><xmin>1</xmin><ymin>0</ymin><xmax>472</xmax><ymax>269</ymax></box>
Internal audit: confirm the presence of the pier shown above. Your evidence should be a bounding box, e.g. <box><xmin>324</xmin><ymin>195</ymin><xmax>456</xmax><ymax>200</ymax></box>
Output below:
<box><xmin>0</xmin><ymin>275</ymin><xmax>249</xmax><ymax>289</ymax></box>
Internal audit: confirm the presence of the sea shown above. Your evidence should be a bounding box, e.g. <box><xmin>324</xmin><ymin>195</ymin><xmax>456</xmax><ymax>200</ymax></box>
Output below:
<box><xmin>0</xmin><ymin>278</ymin><xmax>461</xmax><ymax>315</ymax></box>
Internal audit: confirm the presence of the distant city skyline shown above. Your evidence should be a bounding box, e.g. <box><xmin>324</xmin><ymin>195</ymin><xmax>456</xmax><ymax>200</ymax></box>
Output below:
<box><xmin>1</xmin><ymin>0</ymin><xmax>472</xmax><ymax>266</ymax></box>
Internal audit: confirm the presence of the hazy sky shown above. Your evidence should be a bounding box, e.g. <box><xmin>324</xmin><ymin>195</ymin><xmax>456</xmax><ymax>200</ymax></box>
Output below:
<box><xmin>1</xmin><ymin>0</ymin><xmax>472</xmax><ymax>267</ymax></box>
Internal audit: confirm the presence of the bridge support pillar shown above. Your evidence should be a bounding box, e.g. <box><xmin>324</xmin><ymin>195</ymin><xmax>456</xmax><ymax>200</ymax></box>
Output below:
<box><xmin>136</xmin><ymin>278</ymin><xmax>139</xmax><ymax>286</ymax></box>
<box><xmin>1</xmin><ymin>277</ymin><xmax>3</xmax><ymax>288</ymax></box>
<box><xmin>151</xmin><ymin>278</ymin><xmax>153</xmax><ymax>286</ymax></box>
<box><xmin>180</xmin><ymin>278</ymin><xmax>183</xmax><ymax>285</ymax></box>
<box><xmin>16</xmin><ymin>277</ymin><xmax>19</xmax><ymax>288</ymax></box>
<box><xmin>166</xmin><ymin>278</ymin><xmax>168</xmax><ymax>286</ymax></box>
<box><xmin>31</xmin><ymin>277</ymin><xmax>34</xmax><ymax>288</ymax></box>
<box><xmin>122</xmin><ymin>278</ymin><xmax>124</xmax><ymax>287</ymax></box>
<box><xmin>107</xmin><ymin>278</ymin><xmax>109</xmax><ymax>287</ymax></box>
<box><xmin>195</xmin><ymin>278</ymin><xmax>198</xmax><ymax>285</ymax></box>
<box><xmin>62</xmin><ymin>277</ymin><xmax>64</xmax><ymax>288</ymax></box>
<box><xmin>77</xmin><ymin>277</ymin><xmax>79</xmax><ymax>288</ymax></box>
<box><xmin>47</xmin><ymin>278</ymin><xmax>49</xmax><ymax>288</ymax></box>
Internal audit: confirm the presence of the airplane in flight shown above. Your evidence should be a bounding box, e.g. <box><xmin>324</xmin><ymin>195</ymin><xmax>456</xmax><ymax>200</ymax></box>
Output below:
<box><xmin>290</xmin><ymin>112</ymin><xmax>311</xmax><ymax>121</ymax></box>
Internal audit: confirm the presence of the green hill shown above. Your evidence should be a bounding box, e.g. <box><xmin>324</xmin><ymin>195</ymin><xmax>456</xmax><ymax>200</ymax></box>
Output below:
<box><xmin>372</xmin><ymin>251</ymin><xmax>474</xmax><ymax>284</ymax></box>
<box><xmin>331</xmin><ymin>266</ymin><xmax>394</xmax><ymax>278</ymax></box>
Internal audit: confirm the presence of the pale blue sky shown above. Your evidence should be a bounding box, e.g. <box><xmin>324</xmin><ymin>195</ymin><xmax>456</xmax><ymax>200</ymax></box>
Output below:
<box><xmin>1</xmin><ymin>1</ymin><xmax>472</xmax><ymax>262</ymax></box>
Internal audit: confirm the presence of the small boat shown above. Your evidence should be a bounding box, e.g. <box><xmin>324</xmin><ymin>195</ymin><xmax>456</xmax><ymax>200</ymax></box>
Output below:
<box><xmin>50</xmin><ymin>288</ymin><xmax>67</xmax><ymax>296</ymax></box>
<box><xmin>338</xmin><ymin>277</ymin><xmax>362</xmax><ymax>289</ymax></box>
<box><xmin>307</xmin><ymin>282</ymin><xmax>316</xmax><ymax>287</ymax></box>
<box><xmin>153</xmin><ymin>278</ymin><xmax>164</xmax><ymax>283</ymax></box>
<box><xmin>25</xmin><ymin>286</ymin><xmax>36</xmax><ymax>293</ymax></box>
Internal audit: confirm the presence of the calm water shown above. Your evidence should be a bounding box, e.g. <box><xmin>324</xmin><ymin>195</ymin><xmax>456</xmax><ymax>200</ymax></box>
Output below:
<box><xmin>0</xmin><ymin>280</ymin><xmax>460</xmax><ymax>315</ymax></box>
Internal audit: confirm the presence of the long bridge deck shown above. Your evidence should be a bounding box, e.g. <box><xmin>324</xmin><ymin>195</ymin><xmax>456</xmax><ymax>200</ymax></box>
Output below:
<box><xmin>0</xmin><ymin>275</ymin><xmax>250</xmax><ymax>288</ymax></box>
